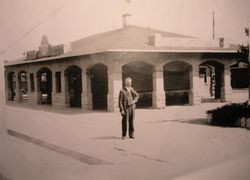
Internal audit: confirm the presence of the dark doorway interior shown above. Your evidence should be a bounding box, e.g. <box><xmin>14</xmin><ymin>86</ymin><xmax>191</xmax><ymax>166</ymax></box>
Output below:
<box><xmin>122</xmin><ymin>62</ymin><xmax>153</xmax><ymax>108</ymax></box>
<box><xmin>18</xmin><ymin>71</ymin><xmax>28</xmax><ymax>101</ymax></box>
<box><xmin>90</xmin><ymin>64</ymin><xmax>108</xmax><ymax>110</ymax></box>
<box><xmin>37</xmin><ymin>68</ymin><xmax>52</xmax><ymax>105</ymax></box>
<box><xmin>230</xmin><ymin>62</ymin><xmax>248</xmax><ymax>89</ymax></box>
<box><xmin>164</xmin><ymin>61</ymin><xmax>191</xmax><ymax>105</ymax></box>
<box><xmin>199</xmin><ymin>61</ymin><xmax>224</xmax><ymax>102</ymax></box>
<box><xmin>7</xmin><ymin>72</ymin><xmax>16</xmax><ymax>101</ymax></box>
<box><xmin>214</xmin><ymin>68</ymin><xmax>222</xmax><ymax>99</ymax></box>
<box><xmin>67</xmin><ymin>66</ymin><xmax>82</xmax><ymax>107</ymax></box>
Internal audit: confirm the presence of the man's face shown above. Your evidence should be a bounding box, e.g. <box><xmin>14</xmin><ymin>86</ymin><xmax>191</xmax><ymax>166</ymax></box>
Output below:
<box><xmin>125</xmin><ymin>79</ymin><xmax>132</xmax><ymax>87</ymax></box>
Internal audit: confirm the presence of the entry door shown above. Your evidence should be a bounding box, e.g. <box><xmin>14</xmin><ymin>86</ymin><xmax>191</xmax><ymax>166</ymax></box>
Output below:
<box><xmin>40</xmin><ymin>73</ymin><xmax>52</xmax><ymax>104</ymax></box>
<box><xmin>69</xmin><ymin>73</ymin><xmax>82</xmax><ymax>107</ymax></box>
<box><xmin>91</xmin><ymin>71</ymin><xmax>108</xmax><ymax>110</ymax></box>
<box><xmin>214</xmin><ymin>69</ymin><xmax>221</xmax><ymax>99</ymax></box>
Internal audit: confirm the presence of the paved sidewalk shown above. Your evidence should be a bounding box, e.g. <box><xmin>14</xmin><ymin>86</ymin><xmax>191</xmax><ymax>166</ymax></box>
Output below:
<box><xmin>1</xmin><ymin>102</ymin><xmax>250</xmax><ymax>180</ymax></box>
<box><xmin>173</xmin><ymin>154</ymin><xmax>250</xmax><ymax>180</ymax></box>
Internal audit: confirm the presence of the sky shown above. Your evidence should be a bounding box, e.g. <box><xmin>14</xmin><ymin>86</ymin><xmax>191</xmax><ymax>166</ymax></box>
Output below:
<box><xmin>0</xmin><ymin>0</ymin><xmax>250</xmax><ymax>61</ymax></box>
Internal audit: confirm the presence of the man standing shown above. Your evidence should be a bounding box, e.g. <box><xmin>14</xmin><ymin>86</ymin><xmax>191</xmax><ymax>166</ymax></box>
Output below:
<box><xmin>118</xmin><ymin>77</ymin><xmax>139</xmax><ymax>140</ymax></box>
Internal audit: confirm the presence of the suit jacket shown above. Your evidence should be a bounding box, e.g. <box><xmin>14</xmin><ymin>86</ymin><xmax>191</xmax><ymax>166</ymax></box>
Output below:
<box><xmin>119</xmin><ymin>87</ymin><xmax>139</xmax><ymax>112</ymax></box>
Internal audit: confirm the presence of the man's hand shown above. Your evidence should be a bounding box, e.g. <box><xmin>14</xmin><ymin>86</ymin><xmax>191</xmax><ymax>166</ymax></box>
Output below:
<box><xmin>121</xmin><ymin>111</ymin><xmax>126</xmax><ymax>115</ymax></box>
<box><xmin>130</xmin><ymin>100</ymin><xmax>136</xmax><ymax>105</ymax></box>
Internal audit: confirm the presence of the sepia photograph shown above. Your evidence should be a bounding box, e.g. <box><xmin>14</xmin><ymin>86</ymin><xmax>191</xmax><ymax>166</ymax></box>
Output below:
<box><xmin>0</xmin><ymin>0</ymin><xmax>250</xmax><ymax>179</ymax></box>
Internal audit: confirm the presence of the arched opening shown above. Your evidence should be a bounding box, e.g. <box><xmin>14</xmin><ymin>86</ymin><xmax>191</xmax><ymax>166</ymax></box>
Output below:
<box><xmin>89</xmin><ymin>63</ymin><xmax>108</xmax><ymax>110</ymax></box>
<box><xmin>122</xmin><ymin>61</ymin><xmax>153</xmax><ymax>108</ymax></box>
<box><xmin>65</xmin><ymin>65</ymin><xmax>82</xmax><ymax>107</ymax></box>
<box><xmin>7</xmin><ymin>72</ymin><xmax>16</xmax><ymax>101</ymax></box>
<box><xmin>164</xmin><ymin>61</ymin><xmax>192</xmax><ymax>105</ymax></box>
<box><xmin>37</xmin><ymin>67</ymin><xmax>52</xmax><ymax>105</ymax></box>
<box><xmin>230</xmin><ymin>61</ymin><xmax>248</xmax><ymax>89</ymax></box>
<box><xmin>199</xmin><ymin>60</ymin><xmax>224</xmax><ymax>102</ymax></box>
<box><xmin>18</xmin><ymin>71</ymin><xmax>28</xmax><ymax>101</ymax></box>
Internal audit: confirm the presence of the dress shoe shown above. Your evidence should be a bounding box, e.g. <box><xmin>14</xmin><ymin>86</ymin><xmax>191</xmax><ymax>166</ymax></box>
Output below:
<box><xmin>129</xmin><ymin>136</ymin><xmax>135</xmax><ymax>139</ymax></box>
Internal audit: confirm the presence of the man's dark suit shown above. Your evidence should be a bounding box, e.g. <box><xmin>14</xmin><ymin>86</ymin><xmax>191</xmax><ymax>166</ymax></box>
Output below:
<box><xmin>118</xmin><ymin>87</ymin><xmax>139</xmax><ymax>138</ymax></box>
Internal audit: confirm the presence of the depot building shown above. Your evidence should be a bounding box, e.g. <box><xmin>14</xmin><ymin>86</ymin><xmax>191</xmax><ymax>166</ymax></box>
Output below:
<box><xmin>4</xmin><ymin>15</ymin><xmax>248</xmax><ymax>112</ymax></box>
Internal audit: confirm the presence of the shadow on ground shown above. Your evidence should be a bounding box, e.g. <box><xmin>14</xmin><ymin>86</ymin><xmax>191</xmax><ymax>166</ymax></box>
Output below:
<box><xmin>93</xmin><ymin>136</ymin><xmax>122</xmax><ymax>140</ymax></box>
<box><xmin>6</xmin><ymin>101</ymin><xmax>108</xmax><ymax>115</ymax></box>
<box><xmin>146</xmin><ymin>118</ymin><xmax>210</xmax><ymax>126</ymax></box>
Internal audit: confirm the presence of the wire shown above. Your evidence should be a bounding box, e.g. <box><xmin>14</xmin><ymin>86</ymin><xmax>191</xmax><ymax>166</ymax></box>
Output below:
<box><xmin>0</xmin><ymin>0</ymin><xmax>68</xmax><ymax>56</ymax></box>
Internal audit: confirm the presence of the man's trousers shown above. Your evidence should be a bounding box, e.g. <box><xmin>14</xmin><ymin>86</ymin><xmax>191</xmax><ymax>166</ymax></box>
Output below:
<box><xmin>121</xmin><ymin>107</ymin><xmax>135</xmax><ymax>137</ymax></box>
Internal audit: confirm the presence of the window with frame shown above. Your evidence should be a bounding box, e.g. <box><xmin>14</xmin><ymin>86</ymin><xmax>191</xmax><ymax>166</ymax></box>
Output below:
<box><xmin>199</xmin><ymin>67</ymin><xmax>207</xmax><ymax>83</ymax></box>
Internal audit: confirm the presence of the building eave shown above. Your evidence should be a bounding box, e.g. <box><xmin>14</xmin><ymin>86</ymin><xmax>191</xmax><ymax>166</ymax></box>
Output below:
<box><xmin>107</xmin><ymin>49</ymin><xmax>238</xmax><ymax>53</ymax></box>
<box><xmin>4</xmin><ymin>48</ymin><xmax>238</xmax><ymax>67</ymax></box>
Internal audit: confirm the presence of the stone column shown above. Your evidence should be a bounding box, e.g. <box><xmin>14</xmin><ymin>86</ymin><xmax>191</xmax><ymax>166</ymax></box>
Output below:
<box><xmin>221</xmin><ymin>65</ymin><xmax>232</xmax><ymax>102</ymax></box>
<box><xmin>82</xmin><ymin>68</ymin><xmax>92</xmax><ymax>110</ymax></box>
<box><xmin>152</xmin><ymin>66</ymin><xmax>165</xmax><ymax>108</ymax></box>
<box><xmin>60</xmin><ymin>71</ymin><xmax>66</xmax><ymax>107</ymax></box>
<box><xmin>26</xmin><ymin>72</ymin><xmax>31</xmax><ymax>103</ymax></box>
<box><xmin>52</xmin><ymin>71</ymin><xmax>56</xmax><ymax>91</ymax></box>
<box><xmin>26</xmin><ymin>72</ymin><xmax>31</xmax><ymax>94</ymax></box>
<box><xmin>51</xmin><ymin>71</ymin><xmax>58</xmax><ymax>106</ymax></box>
<box><xmin>190</xmin><ymin>63</ymin><xmax>201</xmax><ymax>105</ymax></box>
<box><xmin>107</xmin><ymin>67</ymin><xmax>122</xmax><ymax>112</ymax></box>
<box><xmin>27</xmin><ymin>72</ymin><xmax>36</xmax><ymax>105</ymax></box>
<box><xmin>64</xmin><ymin>72</ymin><xmax>70</xmax><ymax>107</ymax></box>
<box><xmin>52</xmin><ymin>70</ymin><xmax>67</xmax><ymax>108</ymax></box>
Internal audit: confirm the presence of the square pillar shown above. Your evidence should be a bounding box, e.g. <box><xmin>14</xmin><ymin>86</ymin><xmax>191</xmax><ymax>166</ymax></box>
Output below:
<box><xmin>64</xmin><ymin>72</ymin><xmax>70</xmax><ymax>107</ymax></box>
<box><xmin>52</xmin><ymin>71</ymin><xmax>56</xmax><ymax>102</ymax></box>
<box><xmin>107</xmin><ymin>68</ymin><xmax>122</xmax><ymax>112</ymax></box>
<box><xmin>26</xmin><ymin>72</ymin><xmax>31</xmax><ymax>93</ymax></box>
<box><xmin>28</xmin><ymin>73</ymin><xmax>37</xmax><ymax>105</ymax></box>
<box><xmin>52</xmin><ymin>71</ymin><xmax>66</xmax><ymax>107</ymax></box>
<box><xmin>36</xmin><ymin>74</ymin><xmax>42</xmax><ymax>104</ymax></box>
<box><xmin>152</xmin><ymin>67</ymin><xmax>165</xmax><ymax>108</ymax></box>
<box><xmin>60</xmin><ymin>71</ymin><xmax>66</xmax><ymax>107</ymax></box>
<box><xmin>82</xmin><ymin>68</ymin><xmax>92</xmax><ymax>110</ymax></box>
<box><xmin>26</xmin><ymin>72</ymin><xmax>31</xmax><ymax>103</ymax></box>
<box><xmin>190</xmin><ymin>64</ymin><xmax>201</xmax><ymax>105</ymax></box>
<box><xmin>221</xmin><ymin>67</ymin><xmax>232</xmax><ymax>102</ymax></box>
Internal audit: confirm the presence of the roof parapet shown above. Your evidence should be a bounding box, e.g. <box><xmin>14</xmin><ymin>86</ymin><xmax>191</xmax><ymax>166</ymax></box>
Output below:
<box><xmin>25</xmin><ymin>36</ymin><xmax>71</xmax><ymax>61</ymax></box>
<box><xmin>149</xmin><ymin>33</ymin><xmax>230</xmax><ymax>48</ymax></box>
<box><xmin>63</xmin><ymin>43</ymin><xmax>72</xmax><ymax>53</ymax></box>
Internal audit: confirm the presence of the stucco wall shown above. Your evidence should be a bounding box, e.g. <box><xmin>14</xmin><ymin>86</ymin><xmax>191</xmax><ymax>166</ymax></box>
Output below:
<box><xmin>4</xmin><ymin>52</ymin><xmax>243</xmax><ymax>111</ymax></box>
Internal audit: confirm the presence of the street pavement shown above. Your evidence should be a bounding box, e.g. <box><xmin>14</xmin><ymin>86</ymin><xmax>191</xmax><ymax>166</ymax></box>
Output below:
<box><xmin>0</xmin><ymin>102</ymin><xmax>250</xmax><ymax>180</ymax></box>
